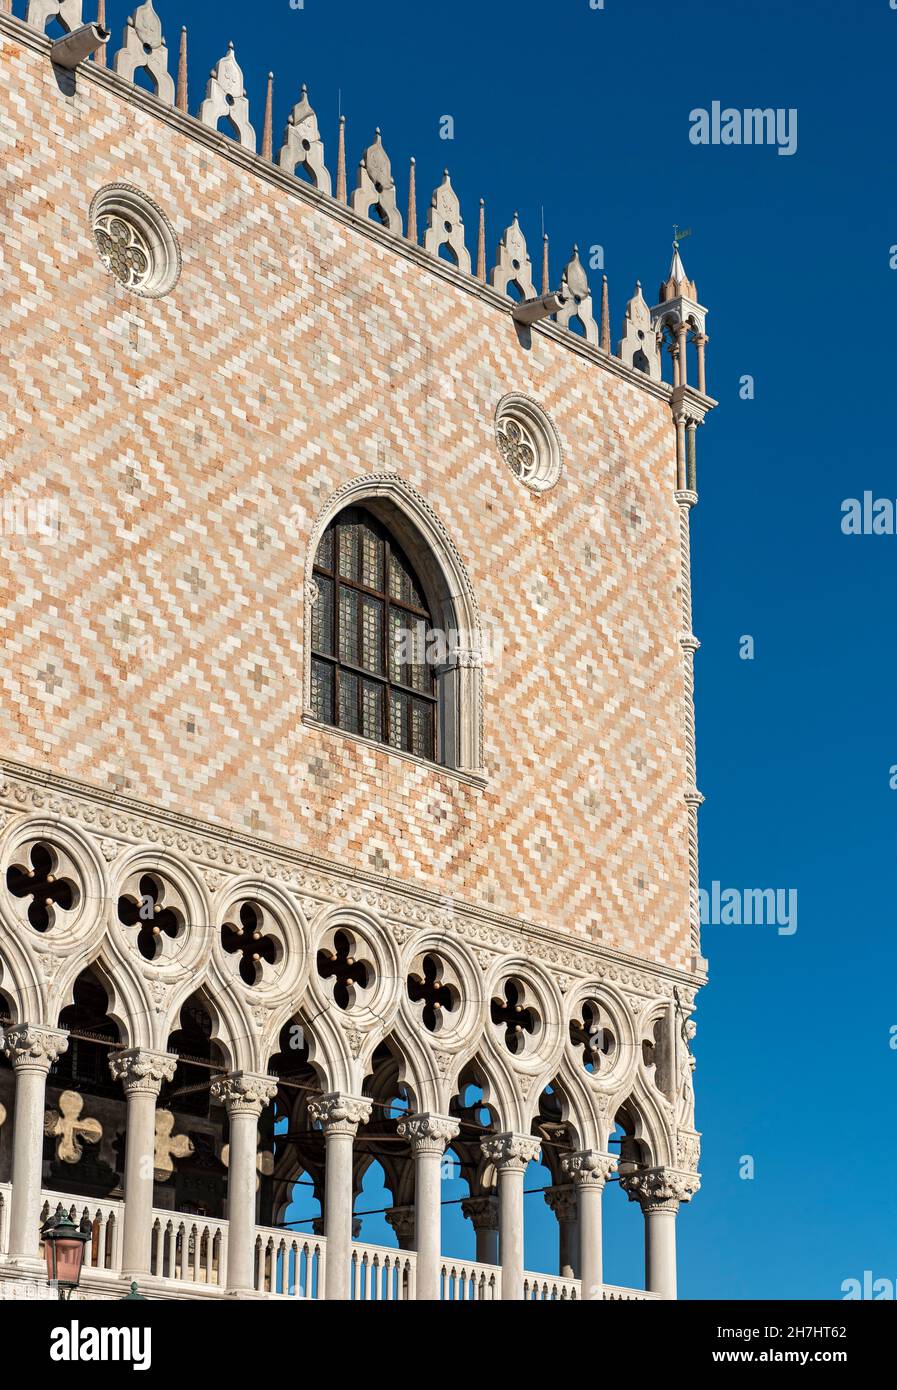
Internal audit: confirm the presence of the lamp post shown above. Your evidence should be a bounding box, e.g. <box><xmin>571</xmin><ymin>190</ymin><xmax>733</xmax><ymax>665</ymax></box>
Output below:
<box><xmin>42</xmin><ymin>1205</ymin><xmax>91</xmax><ymax>1301</ymax></box>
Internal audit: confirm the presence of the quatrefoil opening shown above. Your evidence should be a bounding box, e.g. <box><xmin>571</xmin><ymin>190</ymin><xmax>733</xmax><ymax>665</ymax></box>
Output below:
<box><xmin>406</xmin><ymin>952</ymin><xmax>460</xmax><ymax>1034</ymax></box>
<box><xmin>221</xmin><ymin>901</ymin><xmax>282</xmax><ymax>988</ymax></box>
<box><xmin>6</xmin><ymin>841</ymin><xmax>79</xmax><ymax>933</ymax></box>
<box><xmin>117</xmin><ymin>872</ymin><xmax>185</xmax><ymax>962</ymax></box>
<box><xmin>570</xmin><ymin>999</ymin><xmax>617</xmax><ymax>1076</ymax></box>
<box><xmin>316</xmin><ymin>927</ymin><xmax>374</xmax><ymax>1012</ymax></box>
<box><xmin>491</xmin><ymin>977</ymin><xmax>541</xmax><ymax>1057</ymax></box>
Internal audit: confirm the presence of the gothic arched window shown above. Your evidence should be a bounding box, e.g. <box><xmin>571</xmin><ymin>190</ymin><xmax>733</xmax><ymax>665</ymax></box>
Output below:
<box><xmin>310</xmin><ymin>506</ymin><xmax>437</xmax><ymax>761</ymax></box>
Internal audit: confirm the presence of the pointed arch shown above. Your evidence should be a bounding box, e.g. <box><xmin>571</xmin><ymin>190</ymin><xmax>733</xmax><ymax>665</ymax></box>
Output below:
<box><xmin>304</xmin><ymin>474</ymin><xmax>484</xmax><ymax>774</ymax></box>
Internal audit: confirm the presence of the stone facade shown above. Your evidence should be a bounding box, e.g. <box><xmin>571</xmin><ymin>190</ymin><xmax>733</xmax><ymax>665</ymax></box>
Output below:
<box><xmin>0</xmin><ymin>1</ymin><xmax>714</xmax><ymax>1302</ymax></box>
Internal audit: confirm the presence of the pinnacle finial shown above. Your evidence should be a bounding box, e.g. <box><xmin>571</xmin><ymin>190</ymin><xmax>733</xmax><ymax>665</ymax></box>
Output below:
<box><xmin>336</xmin><ymin>115</ymin><xmax>347</xmax><ymax>203</ymax></box>
<box><xmin>407</xmin><ymin>156</ymin><xmax>418</xmax><ymax>243</ymax></box>
<box><xmin>94</xmin><ymin>0</ymin><xmax>106</xmax><ymax>66</ymax></box>
<box><xmin>176</xmin><ymin>26</ymin><xmax>188</xmax><ymax>113</ymax></box>
<box><xmin>541</xmin><ymin>232</ymin><xmax>550</xmax><ymax>295</ymax></box>
<box><xmin>262</xmin><ymin>72</ymin><xmax>274</xmax><ymax>161</ymax></box>
<box><xmin>600</xmin><ymin>274</ymin><xmax>610</xmax><ymax>353</ymax></box>
<box><xmin>476</xmin><ymin>199</ymin><xmax>486</xmax><ymax>281</ymax></box>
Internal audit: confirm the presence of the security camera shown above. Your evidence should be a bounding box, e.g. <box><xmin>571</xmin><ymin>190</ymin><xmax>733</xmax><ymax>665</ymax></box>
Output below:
<box><xmin>511</xmin><ymin>292</ymin><xmax>567</xmax><ymax>326</ymax></box>
<box><xmin>50</xmin><ymin>23</ymin><xmax>110</xmax><ymax>70</ymax></box>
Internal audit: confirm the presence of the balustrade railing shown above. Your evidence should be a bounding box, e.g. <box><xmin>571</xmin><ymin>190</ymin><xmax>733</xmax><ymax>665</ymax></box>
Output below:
<box><xmin>350</xmin><ymin>1242</ymin><xmax>415</xmax><ymax>1300</ymax></box>
<box><xmin>254</xmin><ymin>1227</ymin><xmax>324</xmax><ymax>1299</ymax></box>
<box><xmin>149</xmin><ymin>1210</ymin><xmax>227</xmax><ymax>1288</ymax></box>
<box><xmin>440</xmin><ymin>1257</ymin><xmax>501</xmax><ymax>1300</ymax></box>
<box><xmin>40</xmin><ymin>1190</ymin><xmax>123</xmax><ymax>1273</ymax></box>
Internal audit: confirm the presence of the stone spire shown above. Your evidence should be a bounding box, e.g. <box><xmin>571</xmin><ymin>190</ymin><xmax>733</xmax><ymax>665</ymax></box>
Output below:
<box><xmin>541</xmin><ymin>233</ymin><xmax>550</xmax><ymax>295</ymax></box>
<box><xmin>336</xmin><ymin>115</ymin><xmax>347</xmax><ymax>203</ymax></box>
<box><xmin>176</xmin><ymin>26</ymin><xmax>188</xmax><ymax>112</ymax></box>
<box><xmin>261</xmin><ymin>72</ymin><xmax>274</xmax><ymax>161</ymax></box>
<box><xmin>600</xmin><ymin>275</ymin><xmax>610</xmax><ymax>352</ymax></box>
<box><xmin>94</xmin><ymin>0</ymin><xmax>106</xmax><ymax>64</ymax></box>
<box><xmin>407</xmin><ymin>157</ymin><xmax>417</xmax><ymax>243</ymax></box>
<box><xmin>659</xmin><ymin>241</ymin><xmax>697</xmax><ymax>303</ymax></box>
<box><xmin>476</xmin><ymin>200</ymin><xmax>486</xmax><ymax>281</ymax></box>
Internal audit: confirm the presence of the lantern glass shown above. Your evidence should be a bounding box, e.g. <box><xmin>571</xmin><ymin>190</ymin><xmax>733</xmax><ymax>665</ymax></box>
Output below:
<box><xmin>53</xmin><ymin>1236</ymin><xmax>86</xmax><ymax>1289</ymax></box>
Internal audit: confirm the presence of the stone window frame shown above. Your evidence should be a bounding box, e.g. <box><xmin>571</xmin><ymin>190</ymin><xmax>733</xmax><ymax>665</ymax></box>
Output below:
<box><xmin>89</xmin><ymin>183</ymin><xmax>182</xmax><ymax>299</ymax></box>
<box><xmin>303</xmin><ymin>476</ymin><xmax>484</xmax><ymax>779</ymax></box>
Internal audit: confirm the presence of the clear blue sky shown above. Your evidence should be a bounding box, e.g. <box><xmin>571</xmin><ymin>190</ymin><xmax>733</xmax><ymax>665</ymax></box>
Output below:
<box><xmin>95</xmin><ymin>0</ymin><xmax>897</xmax><ymax>1297</ymax></box>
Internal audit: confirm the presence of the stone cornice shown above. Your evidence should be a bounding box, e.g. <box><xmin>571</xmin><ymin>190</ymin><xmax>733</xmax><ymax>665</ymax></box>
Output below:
<box><xmin>0</xmin><ymin>760</ymin><xmax>707</xmax><ymax>995</ymax></box>
<box><xmin>0</xmin><ymin>10</ymin><xmax>693</xmax><ymax>410</ymax></box>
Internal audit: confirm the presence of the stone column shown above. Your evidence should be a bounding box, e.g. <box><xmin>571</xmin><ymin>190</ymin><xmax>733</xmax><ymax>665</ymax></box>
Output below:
<box><xmin>397</xmin><ymin>1113</ymin><xmax>459</xmax><ymax>1301</ymax></box>
<box><xmin>385</xmin><ymin>1205</ymin><xmax>415</xmax><ymax>1250</ymax></box>
<box><xmin>562</xmin><ymin>1150</ymin><xmax>617</xmax><ymax>1298</ymax></box>
<box><xmin>543</xmin><ymin>1185</ymin><xmax>579</xmax><ymax>1279</ymax></box>
<box><xmin>480</xmin><ymin>1134</ymin><xmax>541</xmax><ymax>1300</ymax></box>
<box><xmin>211</xmin><ymin>1071</ymin><xmax>278</xmax><ymax>1295</ymax></box>
<box><xmin>109</xmin><ymin>1049</ymin><xmax>178</xmax><ymax>1279</ymax></box>
<box><xmin>695</xmin><ymin>333</ymin><xmax>708</xmax><ymax>394</ymax></box>
<box><xmin>2</xmin><ymin>1024</ymin><xmax>68</xmax><ymax>1263</ymax></box>
<box><xmin>308</xmin><ymin>1093</ymin><xmax>371</xmax><ymax>1301</ymax></box>
<box><xmin>676</xmin><ymin>322</ymin><xmax>689</xmax><ymax>387</ymax></box>
<box><xmin>620</xmin><ymin>1167</ymin><xmax>700</xmax><ymax>1300</ymax></box>
<box><xmin>461</xmin><ymin>1194</ymin><xmax>499</xmax><ymax>1266</ymax></box>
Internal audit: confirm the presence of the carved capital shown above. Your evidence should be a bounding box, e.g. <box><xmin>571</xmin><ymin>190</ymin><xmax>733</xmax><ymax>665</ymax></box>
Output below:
<box><xmin>461</xmin><ymin>1195</ymin><xmax>499</xmax><ymax>1232</ymax></box>
<box><xmin>308</xmin><ymin>1092</ymin><xmax>372</xmax><ymax>1136</ymax></box>
<box><xmin>385</xmin><ymin>1205</ymin><xmax>415</xmax><ymax>1246</ymax></box>
<box><xmin>561</xmin><ymin>1149</ymin><xmax>618</xmax><ymax>1189</ymax></box>
<box><xmin>210</xmin><ymin>1070</ymin><xmax>278</xmax><ymax>1117</ymax></box>
<box><xmin>109</xmin><ymin>1048</ymin><xmax>177</xmax><ymax>1097</ymax></box>
<box><xmin>619</xmin><ymin>1165</ymin><xmax>700</xmax><ymax>1213</ymax></box>
<box><xmin>480</xmin><ymin>1132</ymin><xmax>541</xmax><ymax>1173</ymax></box>
<box><xmin>543</xmin><ymin>1185</ymin><xmax>579</xmax><ymax>1222</ymax></box>
<box><xmin>3</xmin><ymin>1024</ymin><xmax>68</xmax><ymax>1072</ymax></box>
<box><xmin>397</xmin><ymin>1112</ymin><xmax>460</xmax><ymax>1154</ymax></box>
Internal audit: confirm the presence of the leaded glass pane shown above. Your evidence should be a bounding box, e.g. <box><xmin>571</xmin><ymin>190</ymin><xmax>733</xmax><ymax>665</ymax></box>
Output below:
<box><xmin>316</xmin><ymin>527</ymin><xmax>334</xmax><ymax>572</ymax></box>
<box><xmin>389</xmin><ymin>608</ymin><xmax>406</xmax><ymax>684</ymax></box>
<box><xmin>339</xmin><ymin>586</ymin><xmax>359</xmax><ymax>665</ymax></box>
<box><xmin>388</xmin><ymin>549</ymin><xmax>423</xmax><ymax>608</ymax></box>
<box><xmin>410</xmin><ymin>616</ymin><xmax>430</xmax><ymax>693</ymax></box>
<box><xmin>362</xmin><ymin>680</ymin><xmax>383</xmax><ymax>741</ymax></box>
<box><xmin>390</xmin><ymin>690</ymin><xmax>408</xmax><ymax>751</ymax></box>
<box><xmin>361</xmin><ymin>595</ymin><xmax>384</xmax><ymax>675</ymax></box>
<box><xmin>411</xmin><ymin>700</ymin><xmax>433</xmax><ymax>759</ymax></box>
<box><xmin>360</xmin><ymin>522</ymin><xmax>384</xmax><ymax>590</ymax></box>
<box><xmin>311</xmin><ymin>659</ymin><xmax>333</xmax><ymax>723</ymax></box>
<box><xmin>312</xmin><ymin>575</ymin><xmax>334</xmax><ymax>656</ymax></box>
<box><xmin>339</xmin><ymin>671</ymin><xmax>359</xmax><ymax>733</ymax></box>
<box><xmin>339</xmin><ymin>520</ymin><xmax>360</xmax><ymax>580</ymax></box>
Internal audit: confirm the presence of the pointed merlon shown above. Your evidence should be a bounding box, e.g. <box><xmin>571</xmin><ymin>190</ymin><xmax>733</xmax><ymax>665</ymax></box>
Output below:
<box><xmin>407</xmin><ymin>158</ymin><xmax>418</xmax><ymax>243</ymax></box>
<box><xmin>94</xmin><ymin>0</ymin><xmax>106</xmax><ymax>65</ymax></box>
<box><xmin>262</xmin><ymin>73</ymin><xmax>274</xmax><ymax>161</ymax></box>
<box><xmin>541</xmin><ymin>233</ymin><xmax>550</xmax><ymax>295</ymax></box>
<box><xmin>336</xmin><ymin>115</ymin><xmax>347</xmax><ymax>203</ymax></box>
<box><xmin>176</xmin><ymin>27</ymin><xmax>188</xmax><ymax>112</ymax></box>
<box><xmin>600</xmin><ymin>275</ymin><xmax>610</xmax><ymax>352</ymax></box>
<box><xmin>476</xmin><ymin>200</ymin><xmax>486</xmax><ymax>281</ymax></box>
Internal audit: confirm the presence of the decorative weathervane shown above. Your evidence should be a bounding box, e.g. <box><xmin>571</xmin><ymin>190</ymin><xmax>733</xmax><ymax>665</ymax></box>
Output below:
<box><xmin>672</xmin><ymin>225</ymin><xmax>692</xmax><ymax>249</ymax></box>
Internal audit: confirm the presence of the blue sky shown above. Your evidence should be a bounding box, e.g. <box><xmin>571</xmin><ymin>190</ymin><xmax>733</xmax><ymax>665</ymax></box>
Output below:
<box><xmin>89</xmin><ymin>0</ymin><xmax>897</xmax><ymax>1296</ymax></box>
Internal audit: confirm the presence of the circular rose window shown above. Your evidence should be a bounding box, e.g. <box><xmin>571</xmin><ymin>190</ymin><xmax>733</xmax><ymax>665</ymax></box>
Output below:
<box><xmin>494</xmin><ymin>395</ymin><xmax>563</xmax><ymax>493</ymax></box>
<box><xmin>90</xmin><ymin>184</ymin><xmax>181</xmax><ymax>298</ymax></box>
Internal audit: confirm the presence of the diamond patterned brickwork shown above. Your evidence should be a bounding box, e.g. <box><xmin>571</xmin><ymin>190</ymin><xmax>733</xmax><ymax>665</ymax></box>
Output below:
<box><xmin>0</xmin><ymin>35</ymin><xmax>692</xmax><ymax>970</ymax></box>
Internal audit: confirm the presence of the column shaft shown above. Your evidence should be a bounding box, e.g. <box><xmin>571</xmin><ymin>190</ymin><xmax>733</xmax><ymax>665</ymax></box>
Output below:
<box><xmin>3</xmin><ymin>1025</ymin><xmax>67</xmax><ymax>1263</ymax></box>
<box><xmin>645</xmin><ymin>1207</ymin><xmax>678</xmax><ymax>1299</ymax></box>
<box><xmin>309</xmin><ymin>1094</ymin><xmax>371</xmax><ymax>1301</ymax></box>
<box><xmin>211</xmin><ymin>1071</ymin><xmax>277</xmax><ymax>1296</ymax></box>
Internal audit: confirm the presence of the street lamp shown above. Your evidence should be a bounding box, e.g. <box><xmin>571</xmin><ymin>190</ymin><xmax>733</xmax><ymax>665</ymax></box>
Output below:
<box><xmin>42</xmin><ymin>1205</ymin><xmax>91</xmax><ymax>1300</ymax></box>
